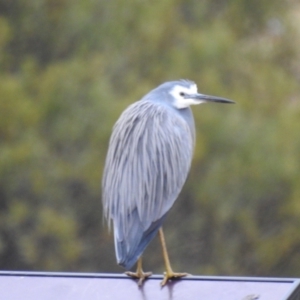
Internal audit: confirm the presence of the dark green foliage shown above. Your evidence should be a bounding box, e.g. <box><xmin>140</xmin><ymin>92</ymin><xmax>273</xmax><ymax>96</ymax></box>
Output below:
<box><xmin>0</xmin><ymin>0</ymin><xmax>300</xmax><ymax>276</ymax></box>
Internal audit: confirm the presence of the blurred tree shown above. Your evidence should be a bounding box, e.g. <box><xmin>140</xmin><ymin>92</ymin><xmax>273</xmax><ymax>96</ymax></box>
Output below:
<box><xmin>0</xmin><ymin>0</ymin><xmax>300</xmax><ymax>277</ymax></box>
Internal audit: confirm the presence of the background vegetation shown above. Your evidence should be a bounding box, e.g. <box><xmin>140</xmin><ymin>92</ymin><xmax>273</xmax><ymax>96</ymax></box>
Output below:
<box><xmin>0</xmin><ymin>0</ymin><xmax>300</xmax><ymax>277</ymax></box>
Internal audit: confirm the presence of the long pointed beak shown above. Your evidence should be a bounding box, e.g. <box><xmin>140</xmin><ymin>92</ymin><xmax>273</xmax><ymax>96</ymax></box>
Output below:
<box><xmin>186</xmin><ymin>93</ymin><xmax>235</xmax><ymax>104</ymax></box>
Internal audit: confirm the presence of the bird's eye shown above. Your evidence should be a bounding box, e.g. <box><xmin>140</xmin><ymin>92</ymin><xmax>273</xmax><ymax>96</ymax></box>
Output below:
<box><xmin>179</xmin><ymin>92</ymin><xmax>185</xmax><ymax>97</ymax></box>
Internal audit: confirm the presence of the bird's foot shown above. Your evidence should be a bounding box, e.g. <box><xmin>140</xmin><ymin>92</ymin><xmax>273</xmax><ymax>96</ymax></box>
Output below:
<box><xmin>161</xmin><ymin>271</ymin><xmax>190</xmax><ymax>286</ymax></box>
<box><xmin>125</xmin><ymin>270</ymin><xmax>152</xmax><ymax>286</ymax></box>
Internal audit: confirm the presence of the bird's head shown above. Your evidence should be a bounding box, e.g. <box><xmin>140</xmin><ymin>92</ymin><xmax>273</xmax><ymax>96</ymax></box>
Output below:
<box><xmin>166</xmin><ymin>80</ymin><xmax>235</xmax><ymax>109</ymax></box>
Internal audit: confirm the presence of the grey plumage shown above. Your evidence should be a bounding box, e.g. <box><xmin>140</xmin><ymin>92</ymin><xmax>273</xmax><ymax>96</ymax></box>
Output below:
<box><xmin>102</xmin><ymin>80</ymin><xmax>234</xmax><ymax>270</ymax></box>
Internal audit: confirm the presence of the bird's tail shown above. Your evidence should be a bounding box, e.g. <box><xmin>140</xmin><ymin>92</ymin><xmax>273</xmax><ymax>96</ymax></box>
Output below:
<box><xmin>114</xmin><ymin>209</ymin><xmax>167</xmax><ymax>270</ymax></box>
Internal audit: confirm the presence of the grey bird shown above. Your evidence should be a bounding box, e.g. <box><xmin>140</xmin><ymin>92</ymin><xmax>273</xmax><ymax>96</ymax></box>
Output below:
<box><xmin>102</xmin><ymin>80</ymin><xmax>234</xmax><ymax>286</ymax></box>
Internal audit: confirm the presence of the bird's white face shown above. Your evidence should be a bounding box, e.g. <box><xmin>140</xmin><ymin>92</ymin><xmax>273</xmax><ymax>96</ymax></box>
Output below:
<box><xmin>170</xmin><ymin>83</ymin><xmax>204</xmax><ymax>109</ymax></box>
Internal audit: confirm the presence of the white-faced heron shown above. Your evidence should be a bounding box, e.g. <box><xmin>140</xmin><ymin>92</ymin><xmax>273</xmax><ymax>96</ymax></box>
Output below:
<box><xmin>102</xmin><ymin>80</ymin><xmax>234</xmax><ymax>286</ymax></box>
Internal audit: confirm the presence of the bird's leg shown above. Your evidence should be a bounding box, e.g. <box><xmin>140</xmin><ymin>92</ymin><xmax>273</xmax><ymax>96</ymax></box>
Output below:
<box><xmin>159</xmin><ymin>227</ymin><xmax>189</xmax><ymax>286</ymax></box>
<box><xmin>125</xmin><ymin>257</ymin><xmax>152</xmax><ymax>286</ymax></box>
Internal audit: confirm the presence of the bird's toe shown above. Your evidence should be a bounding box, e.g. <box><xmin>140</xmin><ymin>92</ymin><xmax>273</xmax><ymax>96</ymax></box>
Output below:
<box><xmin>160</xmin><ymin>271</ymin><xmax>190</xmax><ymax>286</ymax></box>
<box><xmin>125</xmin><ymin>270</ymin><xmax>152</xmax><ymax>286</ymax></box>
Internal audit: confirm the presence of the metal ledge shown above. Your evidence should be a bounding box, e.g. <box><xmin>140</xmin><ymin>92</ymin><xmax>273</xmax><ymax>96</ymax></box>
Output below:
<box><xmin>0</xmin><ymin>271</ymin><xmax>299</xmax><ymax>300</ymax></box>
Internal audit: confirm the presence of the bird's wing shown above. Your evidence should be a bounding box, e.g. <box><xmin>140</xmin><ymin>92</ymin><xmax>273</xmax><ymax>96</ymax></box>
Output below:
<box><xmin>102</xmin><ymin>100</ymin><xmax>194</xmax><ymax>267</ymax></box>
